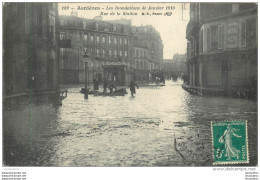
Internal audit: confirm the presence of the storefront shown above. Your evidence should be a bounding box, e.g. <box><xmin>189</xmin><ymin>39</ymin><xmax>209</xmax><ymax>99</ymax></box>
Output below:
<box><xmin>103</xmin><ymin>64</ymin><xmax>126</xmax><ymax>86</ymax></box>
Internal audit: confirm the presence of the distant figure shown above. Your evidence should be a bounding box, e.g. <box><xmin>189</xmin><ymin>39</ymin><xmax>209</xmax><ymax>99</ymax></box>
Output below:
<box><xmin>161</xmin><ymin>76</ymin><xmax>165</xmax><ymax>85</ymax></box>
<box><xmin>93</xmin><ymin>78</ymin><xmax>99</xmax><ymax>91</ymax></box>
<box><xmin>103</xmin><ymin>77</ymin><xmax>108</xmax><ymax>93</ymax></box>
<box><xmin>181</xmin><ymin>74</ymin><xmax>188</xmax><ymax>84</ymax></box>
<box><xmin>172</xmin><ymin>73</ymin><xmax>178</xmax><ymax>82</ymax></box>
<box><xmin>156</xmin><ymin>77</ymin><xmax>161</xmax><ymax>84</ymax></box>
<box><xmin>109</xmin><ymin>83</ymin><xmax>117</xmax><ymax>94</ymax></box>
<box><xmin>129</xmin><ymin>81</ymin><xmax>139</xmax><ymax>96</ymax></box>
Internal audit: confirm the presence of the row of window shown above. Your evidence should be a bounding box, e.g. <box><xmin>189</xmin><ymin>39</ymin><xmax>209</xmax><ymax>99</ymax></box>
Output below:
<box><xmin>90</xmin><ymin>35</ymin><xmax>128</xmax><ymax>46</ymax></box>
<box><xmin>81</xmin><ymin>61</ymin><xmax>104</xmax><ymax>70</ymax></box>
<box><xmin>135</xmin><ymin>49</ymin><xmax>147</xmax><ymax>59</ymax></box>
<box><xmin>61</xmin><ymin>19</ymin><xmax>128</xmax><ymax>33</ymax></box>
<box><xmin>86</xmin><ymin>22</ymin><xmax>127</xmax><ymax>33</ymax></box>
<box><xmin>135</xmin><ymin>61</ymin><xmax>148</xmax><ymax>69</ymax></box>
<box><xmin>80</xmin><ymin>61</ymin><xmax>143</xmax><ymax>71</ymax></box>
<box><xmin>200</xmin><ymin>19</ymin><xmax>256</xmax><ymax>52</ymax></box>
<box><xmin>60</xmin><ymin>32</ymin><xmax>129</xmax><ymax>46</ymax></box>
<box><xmin>62</xmin><ymin>59</ymin><xmax>155</xmax><ymax>71</ymax></box>
<box><xmin>63</xmin><ymin>60</ymin><xmax>105</xmax><ymax>70</ymax></box>
<box><xmin>61</xmin><ymin>47</ymin><xmax>130</xmax><ymax>59</ymax></box>
<box><xmin>96</xmin><ymin>49</ymin><xmax>128</xmax><ymax>58</ymax></box>
<box><xmin>87</xmin><ymin>48</ymin><xmax>128</xmax><ymax>58</ymax></box>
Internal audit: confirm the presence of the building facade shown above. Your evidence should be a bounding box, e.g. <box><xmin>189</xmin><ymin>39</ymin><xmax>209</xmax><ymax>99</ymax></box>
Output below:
<box><xmin>3</xmin><ymin>3</ymin><xmax>60</xmax><ymax>107</ymax></box>
<box><xmin>59</xmin><ymin>14</ymin><xmax>135</xmax><ymax>85</ymax></box>
<box><xmin>185</xmin><ymin>3</ymin><xmax>257</xmax><ymax>99</ymax></box>
<box><xmin>162</xmin><ymin>54</ymin><xmax>187</xmax><ymax>80</ymax></box>
<box><xmin>172</xmin><ymin>53</ymin><xmax>187</xmax><ymax>75</ymax></box>
<box><xmin>132</xmin><ymin>25</ymin><xmax>164</xmax><ymax>72</ymax></box>
<box><xmin>162</xmin><ymin>59</ymin><xmax>175</xmax><ymax>80</ymax></box>
<box><xmin>59</xmin><ymin>14</ymin><xmax>163</xmax><ymax>85</ymax></box>
<box><xmin>133</xmin><ymin>39</ymin><xmax>154</xmax><ymax>82</ymax></box>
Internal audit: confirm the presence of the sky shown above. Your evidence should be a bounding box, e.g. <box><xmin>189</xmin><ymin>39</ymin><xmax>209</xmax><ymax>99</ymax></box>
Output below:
<box><xmin>58</xmin><ymin>3</ymin><xmax>190</xmax><ymax>59</ymax></box>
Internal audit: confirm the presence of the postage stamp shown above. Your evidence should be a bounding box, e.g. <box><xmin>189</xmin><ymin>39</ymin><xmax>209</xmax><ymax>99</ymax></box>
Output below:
<box><xmin>211</xmin><ymin>121</ymin><xmax>249</xmax><ymax>165</ymax></box>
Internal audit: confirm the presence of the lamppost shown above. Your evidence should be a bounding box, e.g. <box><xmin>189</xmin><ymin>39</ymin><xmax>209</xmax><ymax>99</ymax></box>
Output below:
<box><xmin>77</xmin><ymin>46</ymin><xmax>80</xmax><ymax>84</ymax></box>
<box><xmin>83</xmin><ymin>47</ymin><xmax>89</xmax><ymax>99</ymax></box>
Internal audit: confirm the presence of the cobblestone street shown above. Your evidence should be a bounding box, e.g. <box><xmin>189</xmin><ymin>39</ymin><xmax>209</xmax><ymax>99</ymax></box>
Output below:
<box><xmin>3</xmin><ymin>80</ymin><xmax>257</xmax><ymax>166</ymax></box>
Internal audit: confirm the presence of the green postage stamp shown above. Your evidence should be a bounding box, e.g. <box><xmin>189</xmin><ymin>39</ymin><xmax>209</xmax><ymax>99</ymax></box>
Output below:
<box><xmin>211</xmin><ymin>121</ymin><xmax>249</xmax><ymax>165</ymax></box>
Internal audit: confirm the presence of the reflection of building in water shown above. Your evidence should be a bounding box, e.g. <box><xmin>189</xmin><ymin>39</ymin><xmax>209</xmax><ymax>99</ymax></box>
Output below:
<box><xmin>59</xmin><ymin>13</ymin><xmax>163</xmax><ymax>85</ymax></box>
<box><xmin>185</xmin><ymin>3</ymin><xmax>257</xmax><ymax>99</ymax></box>
<box><xmin>3</xmin><ymin>3</ymin><xmax>60</xmax><ymax>107</ymax></box>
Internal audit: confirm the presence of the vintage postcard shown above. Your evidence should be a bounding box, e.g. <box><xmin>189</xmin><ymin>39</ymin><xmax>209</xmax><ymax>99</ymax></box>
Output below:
<box><xmin>2</xmin><ymin>1</ymin><xmax>258</xmax><ymax>179</ymax></box>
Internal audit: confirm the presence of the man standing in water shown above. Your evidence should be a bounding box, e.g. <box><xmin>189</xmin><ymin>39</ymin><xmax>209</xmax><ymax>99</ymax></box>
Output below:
<box><xmin>103</xmin><ymin>76</ymin><xmax>108</xmax><ymax>93</ymax></box>
<box><xmin>128</xmin><ymin>81</ymin><xmax>139</xmax><ymax>96</ymax></box>
<box><xmin>93</xmin><ymin>77</ymin><xmax>99</xmax><ymax>91</ymax></box>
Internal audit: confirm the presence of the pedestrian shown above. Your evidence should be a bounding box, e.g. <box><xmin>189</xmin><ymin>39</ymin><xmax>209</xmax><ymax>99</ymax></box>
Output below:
<box><xmin>93</xmin><ymin>77</ymin><xmax>99</xmax><ymax>91</ymax></box>
<box><xmin>109</xmin><ymin>83</ymin><xmax>116</xmax><ymax>94</ymax></box>
<box><xmin>156</xmin><ymin>77</ymin><xmax>160</xmax><ymax>84</ymax></box>
<box><xmin>161</xmin><ymin>75</ymin><xmax>165</xmax><ymax>85</ymax></box>
<box><xmin>103</xmin><ymin>77</ymin><xmax>108</xmax><ymax>93</ymax></box>
<box><xmin>129</xmin><ymin>81</ymin><xmax>139</xmax><ymax>96</ymax></box>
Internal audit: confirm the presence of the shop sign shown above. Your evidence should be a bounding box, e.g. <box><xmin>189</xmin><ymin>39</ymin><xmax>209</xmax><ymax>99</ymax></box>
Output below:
<box><xmin>227</xmin><ymin>22</ymin><xmax>238</xmax><ymax>48</ymax></box>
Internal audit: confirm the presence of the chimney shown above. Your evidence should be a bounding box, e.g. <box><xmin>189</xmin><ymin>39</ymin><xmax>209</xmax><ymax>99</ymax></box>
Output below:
<box><xmin>232</xmin><ymin>4</ymin><xmax>239</xmax><ymax>13</ymax></box>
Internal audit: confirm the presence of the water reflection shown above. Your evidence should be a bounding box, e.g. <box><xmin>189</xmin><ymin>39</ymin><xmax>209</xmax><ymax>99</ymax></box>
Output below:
<box><xmin>3</xmin><ymin>80</ymin><xmax>257</xmax><ymax>166</ymax></box>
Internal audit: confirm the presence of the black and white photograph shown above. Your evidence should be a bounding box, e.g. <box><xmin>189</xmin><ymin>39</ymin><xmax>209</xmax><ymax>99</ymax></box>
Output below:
<box><xmin>1</xmin><ymin>1</ymin><xmax>258</xmax><ymax>179</ymax></box>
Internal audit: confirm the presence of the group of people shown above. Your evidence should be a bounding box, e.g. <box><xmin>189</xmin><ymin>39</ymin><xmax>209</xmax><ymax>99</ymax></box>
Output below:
<box><xmin>93</xmin><ymin>77</ymin><xmax>118</xmax><ymax>94</ymax></box>
<box><xmin>101</xmin><ymin>77</ymin><xmax>138</xmax><ymax>96</ymax></box>
<box><xmin>155</xmin><ymin>76</ymin><xmax>165</xmax><ymax>85</ymax></box>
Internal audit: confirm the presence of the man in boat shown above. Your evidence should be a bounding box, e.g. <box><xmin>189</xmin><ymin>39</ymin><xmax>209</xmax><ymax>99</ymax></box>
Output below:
<box><xmin>129</xmin><ymin>81</ymin><xmax>139</xmax><ymax>96</ymax></box>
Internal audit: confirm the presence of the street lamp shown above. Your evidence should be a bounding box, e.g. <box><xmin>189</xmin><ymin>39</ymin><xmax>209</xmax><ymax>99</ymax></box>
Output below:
<box><xmin>77</xmin><ymin>45</ymin><xmax>80</xmax><ymax>84</ymax></box>
<box><xmin>83</xmin><ymin>47</ymin><xmax>89</xmax><ymax>99</ymax></box>
<box><xmin>93</xmin><ymin>58</ymin><xmax>95</xmax><ymax>85</ymax></box>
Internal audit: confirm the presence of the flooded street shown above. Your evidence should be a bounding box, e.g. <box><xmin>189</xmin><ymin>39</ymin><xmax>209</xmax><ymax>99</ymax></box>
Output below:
<box><xmin>3</xmin><ymin>80</ymin><xmax>257</xmax><ymax>166</ymax></box>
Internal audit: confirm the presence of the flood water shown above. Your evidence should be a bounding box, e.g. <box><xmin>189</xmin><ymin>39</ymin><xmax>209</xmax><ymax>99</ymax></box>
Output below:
<box><xmin>3</xmin><ymin>80</ymin><xmax>257</xmax><ymax>166</ymax></box>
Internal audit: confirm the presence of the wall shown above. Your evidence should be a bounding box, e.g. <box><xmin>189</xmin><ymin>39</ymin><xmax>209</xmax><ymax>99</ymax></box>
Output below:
<box><xmin>3</xmin><ymin>3</ymin><xmax>59</xmax><ymax>96</ymax></box>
